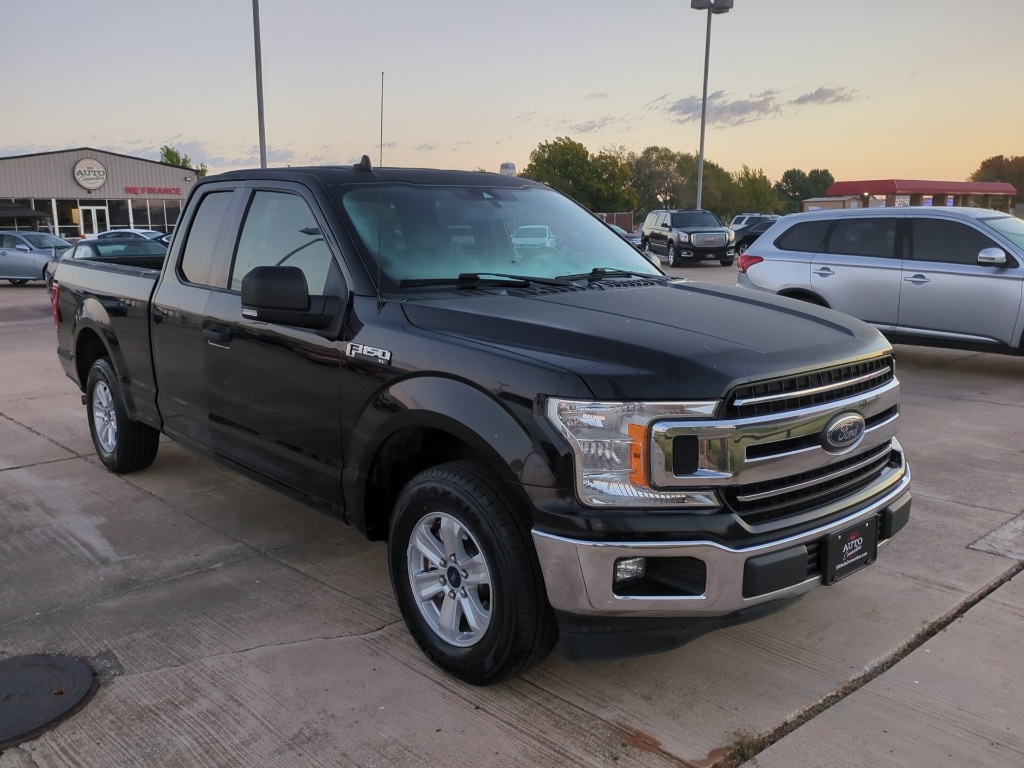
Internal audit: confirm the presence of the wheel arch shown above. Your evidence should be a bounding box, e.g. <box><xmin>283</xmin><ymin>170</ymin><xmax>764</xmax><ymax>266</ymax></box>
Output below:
<box><xmin>346</xmin><ymin>376</ymin><xmax>561</xmax><ymax>541</ymax></box>
<box><xmin>778</xmin><ymin>289</ymin><xmax>830</xmax><ymax>308</ymax></box>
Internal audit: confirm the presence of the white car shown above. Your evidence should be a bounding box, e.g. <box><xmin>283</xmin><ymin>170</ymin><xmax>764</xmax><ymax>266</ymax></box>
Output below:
<box><xmin>511</xmin><ymin>225</ymin><xmax>556</xmax><ymax>250</ymax></box>
<box><xmin>85</xmin><ymin>228</ymin><xmax>165</xmax><ymax>241</ymax></box>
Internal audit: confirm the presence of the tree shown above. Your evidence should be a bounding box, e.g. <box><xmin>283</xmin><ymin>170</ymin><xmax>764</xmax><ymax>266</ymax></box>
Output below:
<box><xmin>629</xmin><ymin>146</ymin><xmax>685</xmax><ymax>215</ymax></box>
<box><xmin>520</xmin><ymin>137</ymin><xmax>636</xmax><ymax>212</ymax></box>
<box><xmin>733</xmin><ymin>166</ymin><xmax>781</xmax><ymax>215</ymax></box>
<box><xmin>774</xmin><ymin>167</ymin><xmax>834</xmax><ymax>213</ymax></box>
<box><xmin>159</xmin><ymin>145</ymin><xmax>208</xmax><ymax>178</ymax></box>
<box><xmin>969</xmin><ymin>155</ymin><xmax>1024</xmax><ymax>203</ymax></box>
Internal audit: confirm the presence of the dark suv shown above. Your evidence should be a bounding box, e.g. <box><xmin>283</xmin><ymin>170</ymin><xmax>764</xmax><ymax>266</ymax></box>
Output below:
<box><xmin>641</xmin><ymin>209</ymin><xmax>736</xmax><ymax>267</ymax></box>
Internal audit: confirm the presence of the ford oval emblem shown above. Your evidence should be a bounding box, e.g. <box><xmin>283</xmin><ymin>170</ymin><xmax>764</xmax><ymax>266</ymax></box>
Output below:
<box><xmin>821</xmin><ymin>412</ymin><xmax>866</xmax><ymax>453</ymax></box>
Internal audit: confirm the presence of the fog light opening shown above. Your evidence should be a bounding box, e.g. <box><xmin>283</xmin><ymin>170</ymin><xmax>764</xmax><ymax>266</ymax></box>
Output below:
<box><xmin>614</xmin><ymin>556</ymin><xmax>647</xmax><ymax>583</ymax></box>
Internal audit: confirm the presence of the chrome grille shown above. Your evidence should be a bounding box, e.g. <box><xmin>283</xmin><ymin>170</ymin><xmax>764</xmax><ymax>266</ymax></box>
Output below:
<box><xmin>693</xmin><ymin>233</ymin><xmax>727</xmax><ymax>247</ymax></box>
<box><xmin>722</xmin><ymin>443</ymin><xmax>896</xmax><ymax>526</ymax></box>
<box><xmin>724</xmin><ymin>356</ymin><xmax>894</xmax><ymax>419</ymax></box>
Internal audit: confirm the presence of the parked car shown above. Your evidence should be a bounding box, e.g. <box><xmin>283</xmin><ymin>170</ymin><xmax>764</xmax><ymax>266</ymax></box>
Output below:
<box><xmin>736</xmin><ymin>206</ymin><xmax>1024</xmax><ymax>355</ymax></box>
<box><xmin>735</xmin><ymin>219</ymin><xmax>779</xmax><ymax>255</ymax></box>
<box><xmin>86</xmin><ymin>228</ymin><xmax>166</xmax><ymax>241</ymax></box>
<box><xmin>609</xmin><ymin>223</ymin><xmax>659</xmax><ymax>266</ymax></box>
<box><xmin>640</xmin><ymin>209</ymin><xmax>736</xmax><ymax>267</ymax></box>
<box><xmin>45</xmin><ymin>238</ymin><xmax>167</xmax><ymax>296</ymax></box>
<box><xmin>0</xmin><ymin>231</ymin><xmax>71</xmax><ymax>284</ymax></box>
<box><xmin>729</xmin><ymin>212</ymin><xmax>779</xmax><ymax>230</ymax></box>
<box><xmin>511</xmin><ymin>224</ymin><xmax>556</xmax><ymax>251</ymax></box>
<box><xmin>52</xmin><ymin>163</ymin><xmax>910</xmax><ymax>684</ymax></box>
<box><xmin>730</xmin><ymin>213</ymin><xmax>780</xmax><ymax>243</ymax></box>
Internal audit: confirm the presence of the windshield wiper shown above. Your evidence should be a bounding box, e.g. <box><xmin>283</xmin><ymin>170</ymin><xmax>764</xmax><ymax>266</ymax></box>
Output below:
<box><xmin>399</xmin><ymin>272</ymin><xmax>569</xmax><ymax>288</ymax></box>
<box><xmin>554</xmin><ymin>267</ymin><xmax>668</xmax><ymax>282</ymax></box>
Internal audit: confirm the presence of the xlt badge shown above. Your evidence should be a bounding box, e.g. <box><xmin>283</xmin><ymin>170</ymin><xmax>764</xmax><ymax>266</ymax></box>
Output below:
<box><xmin>345</xmin><ymin>342</ymin><xmax>393</xmax><ymax>365</ymax></box>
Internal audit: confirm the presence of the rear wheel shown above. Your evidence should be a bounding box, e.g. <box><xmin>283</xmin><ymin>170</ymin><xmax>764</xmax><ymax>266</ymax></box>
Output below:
<box><xmin>86</xmin><ymin>358</ymin><xmax>160</xmax><ymax>473</ymax></box>
<box><xmin>388</xmin><ymin>461</ymin><xmax>557</xmax><ymax>685</ymax></box>
<box><xmin>7</xmin><ymin>279</ymin><xmax>28</xmax><ymax>285</ymax></box>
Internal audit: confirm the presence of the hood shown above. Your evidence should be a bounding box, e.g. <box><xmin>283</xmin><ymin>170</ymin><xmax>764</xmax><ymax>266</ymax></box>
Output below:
<box><xmin>401</xmin><ymin>279</ymin><xmax>891</xmax><ymax>400</ymax></box>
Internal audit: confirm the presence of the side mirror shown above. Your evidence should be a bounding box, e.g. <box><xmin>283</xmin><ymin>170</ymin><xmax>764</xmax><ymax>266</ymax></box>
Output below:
<box><xmin>240</xmin><ymin>265</ymin><xmax>340</xmax><ymax>330</ymax></box>
<box><xmin>15</xmin><ymin>244</ymin><xmax>31</xmax><ymax>252</ymax></box>
<box><xmin>977</xmin><ymin>247</ymin><xmax>1007</xmax><ymax>267</ymax></box>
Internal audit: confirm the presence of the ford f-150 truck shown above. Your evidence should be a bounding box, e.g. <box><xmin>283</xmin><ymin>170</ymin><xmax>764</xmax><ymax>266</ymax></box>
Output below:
<box><xmin>53</xmin><ymin>162</ymin><xmax>911</xmax><ymax>685</ymax></box>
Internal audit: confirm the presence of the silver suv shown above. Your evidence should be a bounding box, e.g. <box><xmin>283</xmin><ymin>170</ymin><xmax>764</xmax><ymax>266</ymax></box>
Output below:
<box><xmin>736</xmin><ymin>207</ymin><xmax>1024</xmax><ymax>355</ymax></box>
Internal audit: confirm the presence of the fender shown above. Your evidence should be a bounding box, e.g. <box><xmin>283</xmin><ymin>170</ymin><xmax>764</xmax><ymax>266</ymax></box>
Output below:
<box><xmin>343</xmin><ymin>375</ymin><xmax>565</xmax><ymax>535</ymax></box>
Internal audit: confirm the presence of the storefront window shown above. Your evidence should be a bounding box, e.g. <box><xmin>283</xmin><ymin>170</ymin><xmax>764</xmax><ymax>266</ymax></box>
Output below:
<box><xmin>164</xmin><ymin>200</ymin><xmax>181</xmax><ymax>233</ymax></box>
<box><xmin>131</xmin><ymin>199</ymin><xmax>149</xmax><ymax>229</ymax></box>
<box><xmin>55</xmin><ymin>199</ymin><xmax>78</xmax><ymax>239</ymax></box>
<box><xmin>149</xmin><ymin>200</ymin><xmax>166</xmax><ymax>231</ymax></box>
<box><xmin>108</xmin><ymin>199</ymin><xmax>130</xmax><ymax>227</ymax></box>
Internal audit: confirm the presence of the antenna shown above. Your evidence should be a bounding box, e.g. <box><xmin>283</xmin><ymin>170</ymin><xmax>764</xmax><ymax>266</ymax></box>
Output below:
<box><xmin>379</xmin><ymin>71</ymin><xmax>384</xmax><ymax>169</ymax></box>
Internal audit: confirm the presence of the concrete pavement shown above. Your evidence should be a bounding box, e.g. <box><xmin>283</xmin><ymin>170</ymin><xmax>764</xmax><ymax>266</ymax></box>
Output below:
<box><xmin>1</xmin><ymin>269</ymin><xmax>1022</xmax><ymax>767</ymax></box>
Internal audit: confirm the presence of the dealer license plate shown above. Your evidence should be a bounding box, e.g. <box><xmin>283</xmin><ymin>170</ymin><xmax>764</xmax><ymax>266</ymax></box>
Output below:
<box><xmin>824</xmin><ymin>517</ymin><xmax>878</xmax><ymax>585</ymax></box>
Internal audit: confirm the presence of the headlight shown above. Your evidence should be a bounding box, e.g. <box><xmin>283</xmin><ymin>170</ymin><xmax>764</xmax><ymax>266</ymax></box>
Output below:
<box><xmin>727</xmin><ymin>230</ymin><xmax>736</xmax><ymax>242</ymax></box>
<box><xmin>678</xmin><ymin>233</ymin><xmax>690</xmax><ymax>243</ymax></box>
<box><xmin>545</xmin><ymin>398</ymin><xmax>720</xmax><ymax>508</ymax></box>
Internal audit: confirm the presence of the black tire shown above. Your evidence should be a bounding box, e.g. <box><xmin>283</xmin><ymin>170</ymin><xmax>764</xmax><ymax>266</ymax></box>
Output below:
<box><xmin>737</xmin><ymin>242</ymin><xmax>750</xmax><ymax>255</ymax></box>
<box><xmin>8</xmin><ymin>279</ymin><xmax>29</xmax><ymax>285</ymax></box>
<box><xmin>86</xmin><ymin>358</ymin><xmax>160</xmax><ymax>474</ymax></box>
<box><xmin>720</xmin><ymin>259</ymin><xmax>734</xmax><ymax>267</ymax></box>
<box><xmin>388</xmin><ymin>461</ymin><xmax>558</xmax><ymax>685</ymax></box>
<box><xmin>667</xmin><ymin>241</ymin><xmax>680</xmax><ymax>267</ymax></box>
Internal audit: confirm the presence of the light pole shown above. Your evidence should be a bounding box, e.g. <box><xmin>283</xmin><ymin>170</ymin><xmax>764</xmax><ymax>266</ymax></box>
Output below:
<box><xmin>252</xmin><ymin>0</ymin><xmax>267</xmax><ymax>169</ymax></box>
<box><xmin>691</xmin><ymin>0</ymin><xmax>732</xmax><ymax>209</ymax></box>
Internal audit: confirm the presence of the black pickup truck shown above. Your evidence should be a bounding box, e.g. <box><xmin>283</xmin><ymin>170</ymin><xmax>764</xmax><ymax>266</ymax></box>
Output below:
<box><xmin>53</xmin><ymin>162</ymin><xmax>911</xmax><ymax>685</ymax></box>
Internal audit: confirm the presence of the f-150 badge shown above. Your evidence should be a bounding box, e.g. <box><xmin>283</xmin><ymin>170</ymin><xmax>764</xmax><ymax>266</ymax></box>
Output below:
<box><xmin>345</xmin><ymin>342</ymin><xmax>392</xmax><ymax>365</ymax></box>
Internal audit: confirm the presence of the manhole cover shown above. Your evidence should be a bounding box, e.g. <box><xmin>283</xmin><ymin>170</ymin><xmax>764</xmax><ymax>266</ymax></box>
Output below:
<box><xmin>0</xmin><ymin>654</ymin><xmax>97</xmax><ymax>749</ymax></box>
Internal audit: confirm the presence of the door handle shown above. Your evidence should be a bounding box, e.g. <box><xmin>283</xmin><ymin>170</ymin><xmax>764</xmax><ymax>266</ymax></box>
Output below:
<box><xmin>813</xmin><ymin>267</ymin><xmax>835</xmax><ymax>277</ymax></box>
<box><xmin>904</xmin><ymin>274</ymin><xmax>930</xmax><ymax>285</ymax></box>
<box><xmin>203</xmin><ymin>325</ymin><xmax>233</xmax><ymax>347</ymax></box>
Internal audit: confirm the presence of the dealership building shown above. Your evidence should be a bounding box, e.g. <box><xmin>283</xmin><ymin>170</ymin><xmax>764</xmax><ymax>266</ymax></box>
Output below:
<box><xmin>0</xmin><ymin>147</ymin><xmax>199</xmax><ymax>239</ymax></box>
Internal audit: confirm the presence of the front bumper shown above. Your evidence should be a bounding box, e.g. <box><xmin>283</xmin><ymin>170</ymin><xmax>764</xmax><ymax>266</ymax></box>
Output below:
<box><xmin>531</xmin><ymin>466</ymin><xmax>911</xmax><ymax>619</ymax></box>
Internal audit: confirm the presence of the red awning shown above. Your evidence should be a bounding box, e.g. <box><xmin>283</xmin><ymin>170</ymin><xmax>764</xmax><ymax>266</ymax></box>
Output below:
<box><xmin>826</xmin><ymin>179</ymin><xmax>1017</xmax><ymax>196</ymax></box>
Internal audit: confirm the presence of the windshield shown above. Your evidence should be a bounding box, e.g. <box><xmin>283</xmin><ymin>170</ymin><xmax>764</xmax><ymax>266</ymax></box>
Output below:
<box><xmin>670</xmin><ymin>211</ymin><xmax>721</xmax><ymax>228</ymax></box>
<box><xmin>336</xmin><ymin>184</ymin><xmax>660</xmax><ymax>285</ymax></box>
<box><xmin>982</xmin><ymin>215</ymin><xmax>1024</xmax><ymax>249</ymax></box>
<box><xmin>22</xmin><ymin>233</ymin><xmax>70</xmax><ymax>249</ymax></box>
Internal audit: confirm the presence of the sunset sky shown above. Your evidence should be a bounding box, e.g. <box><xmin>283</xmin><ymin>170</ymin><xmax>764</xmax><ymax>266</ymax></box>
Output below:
<box><xmin>4</xmin><ymin>0</ymin><xmax>1021</xmax><ymax>184</ymax></box>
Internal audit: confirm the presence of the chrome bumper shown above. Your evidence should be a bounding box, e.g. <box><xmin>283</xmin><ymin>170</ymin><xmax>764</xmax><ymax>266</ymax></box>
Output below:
<box><xmin>531</xmin><ymin>466</ymin><xmax>910</xmax><ymax>618</ymax></box>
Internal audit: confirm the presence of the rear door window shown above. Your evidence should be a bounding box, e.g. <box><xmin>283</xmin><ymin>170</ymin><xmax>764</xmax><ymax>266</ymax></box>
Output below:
<box><xmin>179</xmin><ymin>191</ymin><xmax>234</xmax><ymax>288</ymax></box>
<box><xmin>825</xmin><ymin>218</ymin><xmax>897</xmax><ymax>259</ymax></box>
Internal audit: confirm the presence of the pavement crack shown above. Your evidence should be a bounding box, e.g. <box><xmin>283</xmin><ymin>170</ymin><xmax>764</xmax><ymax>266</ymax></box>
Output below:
<box><xmin>0</xmin><ymin>411</ymin><xmax>84</xmax><ymax>458</ymax></box>
<box><xmin>713</xmin><ymin>562</ymin><xmax>1024</xmax><ymax>767</ymax></box>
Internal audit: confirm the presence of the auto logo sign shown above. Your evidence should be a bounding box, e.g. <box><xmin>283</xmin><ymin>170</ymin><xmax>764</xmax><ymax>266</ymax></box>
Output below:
<box><xmin>73</xmin><ymin>158</ymin><xmax>107</xmax><ymax>190</ymax></box>
<box><xmin>821</xmin><ymin>412</ymin><xmax>865</xmax><ymax>453</ymax></box>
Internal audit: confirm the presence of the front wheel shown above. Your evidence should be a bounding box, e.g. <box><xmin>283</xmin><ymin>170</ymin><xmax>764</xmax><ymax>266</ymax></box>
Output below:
<box><xmin>737</xmin><ymin>242</ymin><xmax>750</xmax><ymax>255</ymax></box>
<box><xmin>720</xmin><ymin>259</ymin><xmax>734</xmax><ymax>267</ymax></box>
<box><xmin>86</xmin><ymin>358</ymin><xmax>160</xmax><ymax>474</ymax></box>
<box><xmin>667</xmin><ymin>241</ymin><xmax>680</xmax><ymax>267</ymax></box>
<box><xmin>7</xmin><ymin>279</ymin><xmax>29</xmax><ymax>285</ymax></box>
<box><xmin>388</xmin><ymin>461</ymin><xmax>557</xmax><ymax>685</ymax></box>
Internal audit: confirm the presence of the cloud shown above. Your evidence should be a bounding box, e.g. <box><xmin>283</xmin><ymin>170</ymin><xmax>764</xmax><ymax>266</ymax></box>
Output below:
<box><xmin>790</xmin><ymin>86</ymin><xmax>857</xmax><ymax>106</ymax></box>
<box><xmin>560</xmin><ymin>115</ymin><xmax>620</xmax><ymax>134</ymax></box>
<box><xmin>658</xmin><ymin>85</ymin><xmax>858</xmax><ymax>127</ymax></box>
<box><xmin>414</xmin><ymin>143</ymin><xmax>439</xmax><ymax>152</ymax></box>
